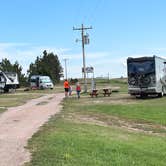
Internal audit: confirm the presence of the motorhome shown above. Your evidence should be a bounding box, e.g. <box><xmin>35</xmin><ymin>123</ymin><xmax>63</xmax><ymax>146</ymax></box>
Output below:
<box><xmin>30</xmin><ymin>75</ymin><xmax>54</xmax><ymax>90</ymax></box>
<box><xmin>127</xmin><ymin>55</ymin><xmax>166</xmax><ymax>97</ymax></box>
<box><xmin>0</xmin><ymin>71</ymin><xmax>19</xmax><ymax>92</ymax></box>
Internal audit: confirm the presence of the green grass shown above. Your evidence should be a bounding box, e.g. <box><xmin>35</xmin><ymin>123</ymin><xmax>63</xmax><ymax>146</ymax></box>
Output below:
<box><xmin>26</xmin><ymin>115</ymin><xmax>166</xmax><ymax>166</ymax></box>
<box><xmin>26</xmin><ymin>87</ymin><xmax>166</xmax><ymax>166</ymax></box>
<box><xmin>0</xmin><ymin>83</ymin><xmax>64</xmax><ymax>109</ymax></box>
<box><xmin>76</xmin><ymin>100</ymin><xmax>166</xmax><ymax>125</ymax></box>
<box><xmin>0</xmin><ymin>108</ymin><xmax>5</xmax><ymax>113</ymax></box>
<box><xmin>0</xmin><ymin>93</ymin><xmax>43</xmax><ymax>108</ymax></box>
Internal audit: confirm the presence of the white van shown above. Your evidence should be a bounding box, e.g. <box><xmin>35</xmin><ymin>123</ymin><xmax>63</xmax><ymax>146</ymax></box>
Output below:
<box><xmin>30</xmin><ymin>75</ymin><xmax>54</xmax><ymax>90</ymax></box>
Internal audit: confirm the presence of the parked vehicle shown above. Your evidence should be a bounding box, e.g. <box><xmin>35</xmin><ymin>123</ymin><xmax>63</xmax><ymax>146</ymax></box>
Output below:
<box><xmin>30</xmin><ymin>75</ymin><xmax>54</xmax><ymax>90</ymax></box>
<box><xmin>0</xmin><ymin>71</ymin><xmax>19</xmax><ymax>92</ymax></box>
<box><xmin>127</xmin><ymin>55</ymin><xmax>166</xmax><ymax>97</ymax></box>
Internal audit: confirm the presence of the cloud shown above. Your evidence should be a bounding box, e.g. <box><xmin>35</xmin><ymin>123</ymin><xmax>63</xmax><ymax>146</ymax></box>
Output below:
<box><xmin>2</xmin><ymin>43</ymin><xmax>165</xmax><ymax>78</ymax></box>
<box><xmin>0</xmin><ymin>42</ymin><xmax>70</xmax><ymax>74</ymax></box>
<box><xmin>62</xmin><ymin>51</ymin><xmax>111</xmax><ymax>60</ymax></box>
<box><xmin>61</xmin><ymin>51</ymin><xmax>128</xmax><ymax>78</ymax></box>
<box><xmin>65</xmin><ymin>52</ymin><xmax>166</xmax><ymax>78</ymax></box>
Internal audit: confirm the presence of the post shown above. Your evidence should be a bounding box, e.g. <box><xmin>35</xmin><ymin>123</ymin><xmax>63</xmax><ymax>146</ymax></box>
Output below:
<box><xmin>81</xmin><ymin>24</ymin><xmax>87</xmax><ymax>92</ymax></box>
<box><xmin>73</xmin><ymin>24</ymin><xmax>92</xmax><ymax>93</ymax></box>
<box><xmin>63</xmin><ymin>58</ymin><xmax>68</xmax><ymax>80</ymax></box>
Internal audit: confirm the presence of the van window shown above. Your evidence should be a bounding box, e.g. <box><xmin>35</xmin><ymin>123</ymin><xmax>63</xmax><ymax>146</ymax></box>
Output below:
<box><xmin>40</xmin><ymin>77</ymin><xmax>52</xmax><ymax>83</ymax></box>
<box><xmin>30</xmin><ymin>79</ymin><xmax>36</xmax><ymax>83</ymax></box>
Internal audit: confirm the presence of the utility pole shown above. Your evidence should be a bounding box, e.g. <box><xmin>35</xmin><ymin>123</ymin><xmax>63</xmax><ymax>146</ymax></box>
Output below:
<box><xmin>73</xmin><ymin>24</ymin><xmax>92</xmax><ymax>93</ymax></box>
<box><xmin>63</xmin><ymin>58</ymin><xmax>68</xmax><ymax>80</ymax></box>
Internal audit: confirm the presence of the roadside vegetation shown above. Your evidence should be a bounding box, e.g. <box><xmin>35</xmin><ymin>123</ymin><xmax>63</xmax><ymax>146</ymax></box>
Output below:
<box><xmin>0</xmin><ymin>92</ymin><xmax>42</xmax><ymax>109</ymax></box>
<box><xmin>0</xmin><ymin>88</ymin><xmax>59</xmax><ymax>113</ymax></box>
<box><xmin>25</xmin><ymin>78</ymin><xmax>166</xmax><ymax>166</ymax></box>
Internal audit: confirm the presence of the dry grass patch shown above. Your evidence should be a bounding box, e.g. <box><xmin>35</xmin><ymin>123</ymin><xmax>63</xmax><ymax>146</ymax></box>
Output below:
<box><xmin>64</xmin><ymin>112</ymin><xmax>166</xmax><ymax>137</ymax></box>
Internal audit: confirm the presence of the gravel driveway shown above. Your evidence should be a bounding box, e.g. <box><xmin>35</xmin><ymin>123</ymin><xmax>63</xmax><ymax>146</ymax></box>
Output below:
<box><xmin>0</xmin><ymin>93</ymin><xmax>64</xmax><ymax>166</ymax></box>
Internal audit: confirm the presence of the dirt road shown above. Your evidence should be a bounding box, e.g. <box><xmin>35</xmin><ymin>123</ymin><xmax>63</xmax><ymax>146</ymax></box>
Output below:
<box><xmin>0</xmin><ymin>93</ymin><xmax>64</xmax><ymax>166</ymax></box>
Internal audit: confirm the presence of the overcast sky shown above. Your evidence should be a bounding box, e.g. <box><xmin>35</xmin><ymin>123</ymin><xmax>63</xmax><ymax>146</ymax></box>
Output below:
<box><xmin>1</xmin><ymin>0</ymin><xmax>166</xmax><ymax>78</ymax></box>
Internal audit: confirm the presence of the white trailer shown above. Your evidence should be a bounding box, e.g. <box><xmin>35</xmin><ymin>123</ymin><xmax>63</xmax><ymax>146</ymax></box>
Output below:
<box><xmin>127</xmin><ymin>55</ymin><xmax>166</xmax><ymax>97</ymax></box>
<box><xmin>0</xmin><ymin>71</ymin><xmax>19</xmax><ymax>92</ymax></box>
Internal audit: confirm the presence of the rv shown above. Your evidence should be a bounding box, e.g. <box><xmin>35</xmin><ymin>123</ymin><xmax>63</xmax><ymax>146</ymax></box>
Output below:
<box><xmin>127</xmin><ymin>55</ymin><xmax>166</xmax><ymax>97</ymax></box>
<box><xmin>30</xmin><ymin>75</ymin><xmax>54</xmax><ymax>90</ymax></box>
<box><xmin>0</xmin><ymin>71</ymin><xmax>19</xmax><ymax>92</ymax></box>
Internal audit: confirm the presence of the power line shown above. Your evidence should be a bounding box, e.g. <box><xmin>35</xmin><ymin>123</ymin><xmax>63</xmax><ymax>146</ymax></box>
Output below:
<box><xmin>73</xmin><ymin>24</ymin><xmax>92</xmax><ymax>93</ymax></box>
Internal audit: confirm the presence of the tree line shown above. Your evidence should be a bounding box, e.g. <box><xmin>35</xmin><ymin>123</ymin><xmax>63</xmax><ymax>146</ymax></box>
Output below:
<box><xmin>0</xmin><ymin>50</ymin><xmax>63</xmax><ymax>86</ymax></box>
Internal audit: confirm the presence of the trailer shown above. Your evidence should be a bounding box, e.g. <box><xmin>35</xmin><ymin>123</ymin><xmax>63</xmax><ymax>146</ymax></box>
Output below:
<box><xmin>127</xmin><ymin>55</ymin><xmax>166</xmax><ymax>97</ymax></box>
<box><xmin>0</xmin><ymin>71</ymin><xmax>19</xmax><ymax>92</ymax></box>
<box><xmin>30</xmin><ymin>75</ymin><xmax>54</xmax><ymax>90</ymax></box>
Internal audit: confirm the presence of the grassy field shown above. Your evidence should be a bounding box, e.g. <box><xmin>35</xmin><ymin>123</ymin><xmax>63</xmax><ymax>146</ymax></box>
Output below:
<box><xmin>25</xmin><ymin>79</ymin><xmax>166</xmax><ymax>166</ymax></box>
<box><xmin>0</xmin><ymin>86</ymin><xmax>62</xmax><ymax>113</ymax></box>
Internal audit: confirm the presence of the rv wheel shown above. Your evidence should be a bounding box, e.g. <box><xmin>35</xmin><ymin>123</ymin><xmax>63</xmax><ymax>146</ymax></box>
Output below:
<box><xmin>4</xmin><ymin>88</ymin><xmax>9</xmax><ymax>93</ymax></box>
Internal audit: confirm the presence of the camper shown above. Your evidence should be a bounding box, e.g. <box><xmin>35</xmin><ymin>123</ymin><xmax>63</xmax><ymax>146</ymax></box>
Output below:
<box><xmin>127</xmin><ymin>55</ymin><xmax>166</xmax><ymax>97</ymax></box>
<box><xmin>30</xmin><ymin>75</ymin><xmax>54</xmax><ymax>90</ymax></box>
<box><xmin>0</xmin><ymin>71</ymin><xmax>19</xmax><ymax>92</ymax></box>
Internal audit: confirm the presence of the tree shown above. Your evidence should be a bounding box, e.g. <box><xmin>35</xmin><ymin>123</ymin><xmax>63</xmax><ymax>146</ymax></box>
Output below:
<box><xmin>28</xmin><ymin>50</ymin><xmax>63</xmax><ymax>83</ymax></box>
<box><xmin>0</xmin><ymin>58</ymin><xmax>13</xmax><ymax>71</ymax></box>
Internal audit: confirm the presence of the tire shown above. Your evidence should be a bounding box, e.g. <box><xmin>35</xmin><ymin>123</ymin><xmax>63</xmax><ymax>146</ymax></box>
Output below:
<box><xmin>40</xmin><ymin>86</ymin><xmax>44</xmax><ymax>90</ymax></box>
<box><xmin>158</xmin><ymin>87</ymin><xmax>164</xmax><ymax>98</ymax></box>
<box><xmin>4</xmin><ymin>88</ymin><xmax>9</xmax><ymax>93</ymax></box>
<box><xmin>140</xmin><ymin>93</ymin><xmax>148</xmax><ymax>99</ymax></box>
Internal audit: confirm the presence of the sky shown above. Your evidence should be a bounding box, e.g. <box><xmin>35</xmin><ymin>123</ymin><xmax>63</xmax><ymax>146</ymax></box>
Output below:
<box><xmin>1</xmin><ymin>0</ymin><xmax>166</xmax><ymax>78</ymax></box>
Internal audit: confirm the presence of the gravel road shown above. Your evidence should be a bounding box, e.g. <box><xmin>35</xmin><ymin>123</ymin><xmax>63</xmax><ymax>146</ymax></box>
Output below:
<box><xmin>0</xmin><ymin>93</ymin><xmax>64</xmax><ymax>166</ymax></box>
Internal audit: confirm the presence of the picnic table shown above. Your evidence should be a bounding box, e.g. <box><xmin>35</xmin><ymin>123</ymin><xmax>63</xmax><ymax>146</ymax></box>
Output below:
<box><xmin>102</xmin><ymin>88</ymin><xmax>112</xmax><ymax>96</ymax></box>
<box><xmin>90</xmin><ymin>89</ymin><xmax>98</xmax><ymax>97</ymax></box>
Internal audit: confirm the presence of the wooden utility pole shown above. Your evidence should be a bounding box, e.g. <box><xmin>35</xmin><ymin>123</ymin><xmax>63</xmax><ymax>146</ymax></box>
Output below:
<box><xmin>63</xmin><ymin>58</ymin><xmax>68</xmax><ymax>80</ymax></box>
<box><xmin>73</xmin><ymin>24</ymin><xmax>92</xmax><ymax>93</ymax></box>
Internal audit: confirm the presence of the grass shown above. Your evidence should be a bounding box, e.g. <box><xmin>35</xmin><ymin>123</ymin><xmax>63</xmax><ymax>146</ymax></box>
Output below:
<box><xmin>0</xmin><ymin>83</ymin><xmax>64</xmax><ymax>109</ymax></box>
<box><xmin>0</xmin><ymin>93</ymin><xmax>43</xmax><ymax>108</ymax></box>
<box><xmin>25</xmin><ymin>78</ymin><xmax>166</xmax><ymax>166</ymax></box>
<box><xmin>26</xmin><ymin>114</ymin><xmax>166</xmax><ymax>166</ymax></box>
<box><xmin>75</xmin><ymin>97</ymin><xmax>166</xmax><ymax>125</ymax></box>
<box><xmin>0</xmin><ymin>108</ymin><xmax>5</xmax><ymax>113</ymax></box>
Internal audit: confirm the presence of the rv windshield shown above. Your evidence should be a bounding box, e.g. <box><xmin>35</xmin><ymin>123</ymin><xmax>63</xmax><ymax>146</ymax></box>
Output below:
<box><xmin>128</xmin><ymin>61</ymin><xmax>155</xmax><ymax>74</ymax></box>
<box><xmin>40</xmin><ymin>77</ymin><xmax>52</xmax><ymax>83</ymax></box>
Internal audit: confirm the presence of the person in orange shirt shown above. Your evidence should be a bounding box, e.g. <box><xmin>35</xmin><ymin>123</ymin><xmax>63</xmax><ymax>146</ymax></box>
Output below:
<box><xmin>64</xmin><ymin>79</ymin><xmax>69</xmax><ymax>97</ymax></box>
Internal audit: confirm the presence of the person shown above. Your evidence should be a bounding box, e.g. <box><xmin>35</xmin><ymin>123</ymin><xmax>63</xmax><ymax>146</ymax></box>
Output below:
<box><xmin>64</xmin><ymin>79</ymin><xmax>69</xmax><ymax>97</ymax></box>
<box><xmin>69</xmin><ymin>85</ymin><xmax>72</xmax><ymax>96</ymax></box>
<box><xmin>76</xmin><ymin>82</ymin><xmax>81</xmax><ymax>98</ymax></box>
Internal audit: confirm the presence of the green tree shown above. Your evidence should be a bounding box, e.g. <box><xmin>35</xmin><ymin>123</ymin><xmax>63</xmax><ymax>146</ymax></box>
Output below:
<box><xmin>0</xmin><ymin>58</ymin><xmax>13</xmax><ymax>71</ymax></box>
<box><xmin>28</xmin><ymin>50</ymin><xmax>63</xmax><ymax>83</ymax></box>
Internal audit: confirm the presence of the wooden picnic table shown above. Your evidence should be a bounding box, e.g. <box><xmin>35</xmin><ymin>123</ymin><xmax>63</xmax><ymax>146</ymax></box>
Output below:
<box><xmin>102</xmin><ymin>88</ymin><xmax>112</xmax><ymax>97</ymax></box>
<box><xmin>90</xmin><ymin>89</ymin><xmax>98</xmax><ymax>97</ymax></box>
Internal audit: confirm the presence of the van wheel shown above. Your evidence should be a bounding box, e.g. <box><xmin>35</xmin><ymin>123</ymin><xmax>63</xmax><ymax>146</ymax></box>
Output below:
<box><xmin>140</xmin><ymin>94</ymin><xmax>148</xmax><ymax>99</ymax></box>
<box><xmin>40</xmin><ymin>86</ymin><xmax>44</xmax><ymax>90</ymax></box>
<box><xmin>158</xmin><ymin>88</ymin><xmax>164</xmax><ymax>98</ymax></box>
<box><xmin>158</xmin><ymin>92</ymin><xmax>163</xmax><ymax>98</ymax></box>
